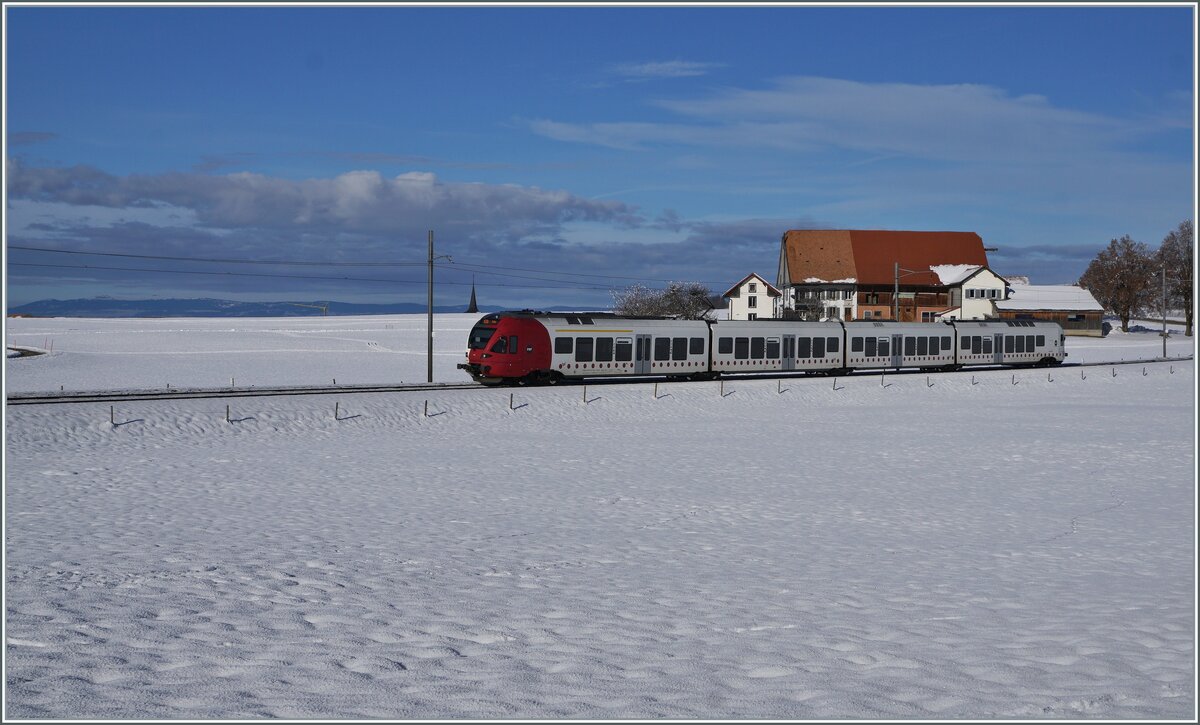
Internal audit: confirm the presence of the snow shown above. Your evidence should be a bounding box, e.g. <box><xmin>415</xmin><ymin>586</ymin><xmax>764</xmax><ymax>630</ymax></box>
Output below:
<box><xmin>803</xmin><ymin>277</ymin><xmax>856</xmax><ymax>284</ymax></box>
<box><xmin>998</xmin><ymin>284</ymin><xmax>1106</xmax><ymax>312</ymax></box>
<box><xmin>4</xmin><ymin>314</ymin><xmax>1197</xmax><ymax>719</ymax></box>
<box><xmin>930</xmin><ymin>264</ymin><xmax>982</xmax><ymax>285</ymax></box>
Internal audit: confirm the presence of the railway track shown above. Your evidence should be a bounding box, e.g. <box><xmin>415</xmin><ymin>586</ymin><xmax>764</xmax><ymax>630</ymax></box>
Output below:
<box><xmin>6</xmin><ymin>355</ymin><xmax>1191</xmax><ymax>406</ymax></box>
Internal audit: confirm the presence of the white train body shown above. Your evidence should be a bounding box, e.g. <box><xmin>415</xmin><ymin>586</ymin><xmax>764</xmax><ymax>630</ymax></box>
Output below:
<box><xmin>459</xmin><ymin>311</ymin><xmax>1066</xmax><ymax>385</ymax></box>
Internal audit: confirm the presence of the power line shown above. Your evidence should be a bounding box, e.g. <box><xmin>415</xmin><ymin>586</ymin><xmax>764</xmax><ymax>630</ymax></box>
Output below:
<box><xmin>8</xmin><ymin>262</ymin><xmax>620</xmax><ymax>291</ymax></box>
<box><xmin>8</xmin><ymin>244</ymin><xmax>426</xmax><ymax>267</ymax></box>
<box><xmin>9</xmin><ymin>244</ymin><xmax>721</xmax><ymax>285</ymax></box>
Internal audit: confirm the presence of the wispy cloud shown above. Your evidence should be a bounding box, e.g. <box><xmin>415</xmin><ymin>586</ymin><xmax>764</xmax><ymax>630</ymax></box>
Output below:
<box><xmin>8</xmin><ymin>131</ymin><xmax>58</xmax><ymax>146</ymax></box>
<box><xmin>608</xmin><ymin>60</ymin><xmax>724</xmax><ymax>82</ymax></box>
<box><xmin>531</xmin><ymin>75</ymin><xmax>1183</xmax><ymax>163</ymax></box>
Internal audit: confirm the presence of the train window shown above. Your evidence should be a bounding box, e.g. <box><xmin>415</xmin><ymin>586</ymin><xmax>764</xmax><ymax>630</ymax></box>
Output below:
<box><xmin>509</xmin><ymin>336</ymin><xmax>518</xmax><ymax>354</ymax></box>
<box><xmin>491</xmin><ymin>336</ymin><xmax>508</xmax><ymax>354</ymax></box>
<box><xmin>971</xmin><ymin>336</ymin><xmax>982</xmax><ymax>355</ymax></box>
<box><xmin>961</xmin><ymin>336</ymin><xmax>970</xmax><ymax>350</ymax></box>
<box><xmin>851</xmin><ymin>337</ymin><xmax>864</xmax><ymax>353</ymax></box>
<box><xmin>734</xmin><ymin>337</ymin><xmax>749</xmax><ymax>360</ymax></box>
<box><xmin>750</xmin><ymin>337</ymin><xmax>765</xmax><ymax>359</ymax></box>
<box><xmin>798</xmin><ymin>337</ymin><xmax>811</xmax><ymax>358</ymax></box>
<box><xmin>596</xmin><ymin>337</ymin><xmax>614</xmax><ymax>362</ymax></box>
<box><xmin>942</xmin><ymin>336</ymin><xmax>951</xmax><ymax>351</ymax></box>
<box><xmin>555</xmin><ymin>337</ymin><xmax>573</xmax><ymax>354</ymax></box>
<box><xmin>615</xmin><ymin>338</ymin><xmax>633</xmax><ymax>362</ymax></box>
<box><xmin>1036</xmin><ymin>335</ymin><xmax>1045</xmax><ymax>347</ymax></box>
<box><xmin>765</xmin><ymin>338</ymin><xmax>780</xmax><ymax>359</ymax></box>
<box><xmin>575</xmin><ymin>337</ymin><xmax>594</xmax><ymax>362</ymax></box>
<box><xmin>1026</xmin><ymin>335</ymin><xmax>1036</xmax><ymax>351</ymax></box>
<box><xmin>1005</xmin><ymin>336</ymin><xmax>1014</xmax><ymax>354</ymax></box>
<box><xmin>877</xmin><ymin>338</ymin><xmax>890</xmax><ymax>357</ymax></box>
<box><xmin>827</xmin><ymin>337</ymin><xmax>839</xmax><ymax>353</ymax></box>
<box><xmin>865</xmin><ymin>337</ymin><xmax>877</xmax><ymax>357</ymax></box>
<box><xmin>469</xmin><ymin>325</ymin><xmax>498</xmax><ymax>350</ymax></box>
<box><xmin>565</xmin><ymin>316</ymin><xmax>580</xmax><ymax>325</ymax></box>
<box><xmin>905</xmin><ymin>337</ymin><xmax>916</xmax><ymax>356</ymax></box>
<box><xmin>580</xmin><ymin>317</ymin><xmax>594</xmax><ymax>325</ymax></box>
<box><xmin>917</xmin><ymin>337</ymin><xmax>928</xmax><ymax>356</ymax></box>
<box><xmin>719</xmin><ymin>337</ymin><xmax>733</xmax><ymax>355</ymax></box>
<box><xmin>982</xmin><ymin>338</ymin><xmax>992</xmax><ymax>354</ymax></box>
<box><xmin>1016</xmin><ymin>336</ymin><xmax>1025</xmax><ymax>353</ymax></box>
<box><xmin>672</xmin><ymin>337</ymin><xmax>688</xmax><ymax>361</ymax></box>
<box><xmin>654</xmin><ymin>338</ymin><xmax>671</xmax><ymax>361</ymax></box>
<box><xmin>813</xmin><ymin>337</ymin><xmax>825</xmax><ymax>358</ymax></box>
<box><xmin>689</xmin><ymin>337</ymin><xmax>705</xmax><ymax>355</ymax></box>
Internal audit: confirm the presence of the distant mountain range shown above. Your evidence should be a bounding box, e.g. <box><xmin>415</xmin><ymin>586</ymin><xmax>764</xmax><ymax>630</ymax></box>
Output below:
<box><xmin>6</xmin><ymin>297</ymin><xmax>518</xmax><ymax>318</ymax></box>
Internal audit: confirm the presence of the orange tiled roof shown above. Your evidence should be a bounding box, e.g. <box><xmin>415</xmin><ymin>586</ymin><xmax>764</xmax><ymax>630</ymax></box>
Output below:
<box><xmin>782</xmin><ymin>230</ymin><xmax>988</xmax><ymax>287</ymax></box>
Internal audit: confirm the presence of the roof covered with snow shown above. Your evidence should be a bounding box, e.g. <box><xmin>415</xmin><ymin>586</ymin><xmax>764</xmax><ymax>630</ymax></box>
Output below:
<box><xmin>996</xmin><ymin>284</ymin><xmax>1104</xmax><ymax>311</ymax></box>
<box><xmin>930</xmin><ymin>264</ymin><xmax>983</xmax><ymax>285</ymax></box>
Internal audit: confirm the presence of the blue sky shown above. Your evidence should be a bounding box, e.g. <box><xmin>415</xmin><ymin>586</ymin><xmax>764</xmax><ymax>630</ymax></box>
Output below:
<box><xmin>5</xmin><ymin>3</ymin><xmax>1196</xmax><ymax>310</ymax></box>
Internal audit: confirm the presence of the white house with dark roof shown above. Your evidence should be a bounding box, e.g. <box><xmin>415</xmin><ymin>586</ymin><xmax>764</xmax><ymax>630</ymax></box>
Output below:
<box><xmin>930</xmin><ymin>265</ymin><xmax>1009</xmax><ymax>320</ymax></box>
<box><xmin>722</xmin><ymin>273</ymin><xmax>781</xmax><ymax>320</ymax></box>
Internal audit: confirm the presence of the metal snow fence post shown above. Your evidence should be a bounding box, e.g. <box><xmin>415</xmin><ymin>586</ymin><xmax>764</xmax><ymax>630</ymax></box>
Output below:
<box><xmin>509</xmin><ymin>393</ymin><xmax>514</xmax><ymax>411</ymax></box>
<box><xmin>110</xmin><ymin>405</ymin><xmax>115</xmax><ymax>426</ymax></box>
<box><xmin>225</xmin><ymin>404</ymin><xmax>231</xmax><ymax>423</ymax></box>
<box><xmin>583</xmin><ymin>385</ymin><xmax>587</xmax><ymax>404</ymax></box>
<box><xmin>1047</xmin><ymin>372</ymin><xmax>1054</xmax><ymax>383</ymax></box>
<box><xmin>1081</xmin><ymin>368</ymin><xmax>1087</xmax><ymax>381</ymax></box>
<box><xmin>654</xmin><ymin>382</ymin><xmax>659</xmax><ymax>399</ymax></box>
<box><xmin>832</xmin><ymin>377</ymin><xmax>843</xmax><ymax>391</ymax></box>
<box><xmin>1142</xmin><ymin>367</ymin><xmax>1148</xmax><ymax>376</ymax></box>
<box><xmin>424</xmin><ymin>400</ymin><xmax>429</xmax><ymax>418</ymax></box>
<box><xmin>1112</xmin><ymin>367</ymin><xmax>1117</xmax><ymax>378</ymax></box>
<box><xmin>927</xmin><ymin>376</ymin><xmax>934</xmax><ymax>388</ymax></box>
<box><xmin>1012</xmin><ymin>374</ymin><xmax>1018</xmax><ymax>385</ymax></box>
<box><xmin>971</xmin><ymin>375</ymin><xmax>978</xmax><ymax>386</ymax></box>
<box><xmin>335</xmin><ymin>401</ymin><xmax>340</xmax><ymax>420</ymax></box>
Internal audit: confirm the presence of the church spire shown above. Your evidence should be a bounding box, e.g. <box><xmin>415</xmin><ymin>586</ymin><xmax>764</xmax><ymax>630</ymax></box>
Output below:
<box><xmin>466</xmin><ymin>277</ymin><xmax>479</xmax><ymax>313</ymax></box>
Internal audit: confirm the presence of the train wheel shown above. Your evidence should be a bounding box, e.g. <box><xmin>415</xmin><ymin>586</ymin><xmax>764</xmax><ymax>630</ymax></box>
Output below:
<box><xmin>544</xmin><ymin>371</ymin><xmax>563</xmax><ymax>386</ymax></box>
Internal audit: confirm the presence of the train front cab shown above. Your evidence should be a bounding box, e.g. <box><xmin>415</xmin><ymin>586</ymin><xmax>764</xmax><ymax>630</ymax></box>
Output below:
<box><xmin>458</xmin><ymin>313</ymin><xmax>552</xmax><ymax>385</ymax></box>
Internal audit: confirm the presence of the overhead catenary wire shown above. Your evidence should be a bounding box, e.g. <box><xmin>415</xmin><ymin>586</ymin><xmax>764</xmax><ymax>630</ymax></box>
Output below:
<box><xmin>8</xmin><ymin>262</ymin><xmax>620</xmax><ymax>291</ymax></box>
<box><xmin>8</xmin><ymin>244</ymin><xmax>727</xmax><ymax>287</ymax></box>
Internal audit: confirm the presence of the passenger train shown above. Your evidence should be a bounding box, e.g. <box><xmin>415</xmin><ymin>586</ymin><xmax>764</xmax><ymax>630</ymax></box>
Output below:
<box><xmin>458</xmin><ymin>311</ymin><xmax>1066</xmax><ymax>386</ymax></box>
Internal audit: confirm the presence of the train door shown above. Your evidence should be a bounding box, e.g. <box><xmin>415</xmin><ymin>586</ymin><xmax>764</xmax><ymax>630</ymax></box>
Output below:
<box><xmin>634</xmin><ymin>334</ymin><xmax>652</xmax><ymax>374</ymax></box>
<box><xmin>781</xmin><ymin>335</ymin><xmax>795</xmax><ymax>371</ymax></box>
<box><xmin>993</xmin><ymin>334</ymin><xmax>1004</xmax><ymax>364</ymax></box>
<box><xmin>891</xmin><ymin>334</ymin><xmax>903</xmax><ymax>368</ymax></box>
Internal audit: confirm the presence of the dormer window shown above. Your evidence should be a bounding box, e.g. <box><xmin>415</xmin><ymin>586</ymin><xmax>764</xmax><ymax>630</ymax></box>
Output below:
<box><xmin>749</xmin><ymin>282</ymin><xmax>757</xmax><ymax>293</ymax></box>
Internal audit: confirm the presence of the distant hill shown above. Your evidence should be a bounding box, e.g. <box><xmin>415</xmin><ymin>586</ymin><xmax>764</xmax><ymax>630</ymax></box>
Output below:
<box><xmin>6</xmin><ymin>297</ymin><xmax>512</xmax><ymax>318</ymax></box>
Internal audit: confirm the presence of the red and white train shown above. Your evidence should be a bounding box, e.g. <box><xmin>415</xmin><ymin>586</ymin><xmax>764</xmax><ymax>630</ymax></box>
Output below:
<box><xmin>458</xmin><ymin>310</ymin><xmax>1067</xmax><ymax>386</ymax></box>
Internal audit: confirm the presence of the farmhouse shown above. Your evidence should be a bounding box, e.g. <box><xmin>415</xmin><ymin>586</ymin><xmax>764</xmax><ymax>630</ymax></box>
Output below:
<box><xmin>721</xmin><ymin>273</ymin><xmax>781</xmax><ymax>320</ymax></box>
<box><xmin>776</xmin><ymin>229</ymin><xmax>994</xmax><ymax>321</ymax></box>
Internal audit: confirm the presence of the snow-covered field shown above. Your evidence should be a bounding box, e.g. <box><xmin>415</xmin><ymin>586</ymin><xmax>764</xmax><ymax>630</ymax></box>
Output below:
<box><xmin>4</xmin><ymin>314</ymin><xmax>1197</xmax><ymax>719</ymax></box>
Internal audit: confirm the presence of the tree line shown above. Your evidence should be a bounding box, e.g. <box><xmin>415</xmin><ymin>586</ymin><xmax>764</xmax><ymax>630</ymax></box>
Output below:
<box><xmin>1079</xmin><ymin>220</ymin><xmax>1193</xmax><ymax>336</ymax></box>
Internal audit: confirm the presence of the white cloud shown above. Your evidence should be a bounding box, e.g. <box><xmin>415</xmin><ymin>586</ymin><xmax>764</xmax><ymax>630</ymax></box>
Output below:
<box><xmin>531</xmin><ymin>75</ymin><xmax>1174</xmax><ymax>163</ymax></box>
<box><xmin>609</xmin><ymin>60</ymin><xmax>723</xmax><ymax>81</ymax></box>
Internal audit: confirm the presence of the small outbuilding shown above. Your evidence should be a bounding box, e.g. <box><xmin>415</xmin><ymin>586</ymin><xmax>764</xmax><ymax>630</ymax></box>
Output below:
<box><xmin>994</xmin><ymin>283</ymin><xmax>1106</xmax><ymax>336</ymax></box>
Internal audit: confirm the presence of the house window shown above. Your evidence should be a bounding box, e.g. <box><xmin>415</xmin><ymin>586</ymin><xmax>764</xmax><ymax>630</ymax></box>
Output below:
<box><xmin>748</xmin><ymin>313</ymin><xmax>757</xmax><ymax>320</ymax></box>
<box><xmin>748</xmin><ymin>296</ymin><xmax>757</xmax><ymax>308</ymax></box>
<box><xmin>749</xmin><ymin>282</ymin><xmax>757</xmax><ymax>293</ymax></box>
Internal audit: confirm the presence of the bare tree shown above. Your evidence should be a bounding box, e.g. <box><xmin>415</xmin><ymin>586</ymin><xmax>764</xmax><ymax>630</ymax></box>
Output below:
<box><xmin>1157</xmin><ymin>220</ymin><xmax>1194</xmax><ymax>336</ymax></box>
<box><xmin>611</xmin><ymin>281</ymin><xmax>714</xmax><ymax>319</ymax></box>
<box><xmin>1078</xmin><ymin>235</ymin><xmax>1157</xmax><ymax>333</ymax></box>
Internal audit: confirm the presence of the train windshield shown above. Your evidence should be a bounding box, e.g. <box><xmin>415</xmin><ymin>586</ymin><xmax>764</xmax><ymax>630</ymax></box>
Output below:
<box><xmin>468</xmin><ymin>324</ymin><xmax>498</xmax><ymax>350</ymax></box>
